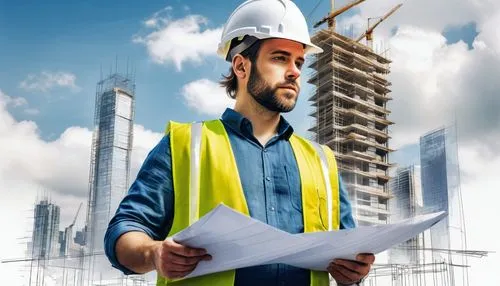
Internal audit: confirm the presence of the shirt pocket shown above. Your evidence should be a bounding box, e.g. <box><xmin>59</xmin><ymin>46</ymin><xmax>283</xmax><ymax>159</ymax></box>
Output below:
<box><xmin>284</xmin><ymin>165</ymin><xmax>303</xmax><ymax>213</ymax></box>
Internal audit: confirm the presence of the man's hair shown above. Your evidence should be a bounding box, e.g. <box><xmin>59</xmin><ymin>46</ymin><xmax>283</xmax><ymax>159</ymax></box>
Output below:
<box><xmin>219</xmin><ymin>37</ymin><xmax>262</xmax><ymax>99</ymax></box>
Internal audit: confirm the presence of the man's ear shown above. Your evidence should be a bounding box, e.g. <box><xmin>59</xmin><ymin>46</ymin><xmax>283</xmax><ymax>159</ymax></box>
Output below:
<box><xmin>232</xmin><ymin>54</ymin><xmax>248</xmax><ymax>79</ymax></box>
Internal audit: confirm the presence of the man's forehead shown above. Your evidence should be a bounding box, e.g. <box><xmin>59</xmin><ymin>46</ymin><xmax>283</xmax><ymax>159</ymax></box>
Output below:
<box><xmin>260</xmin><ymin>38</ymin><xmax>305</xmax><ymax>56</ymax></box>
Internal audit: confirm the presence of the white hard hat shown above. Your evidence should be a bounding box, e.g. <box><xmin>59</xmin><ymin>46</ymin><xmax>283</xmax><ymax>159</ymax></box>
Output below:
<box><xmin>217</xmin><ymin>0</ymin><xmax>323</xmax><ymax>62</ymax></box>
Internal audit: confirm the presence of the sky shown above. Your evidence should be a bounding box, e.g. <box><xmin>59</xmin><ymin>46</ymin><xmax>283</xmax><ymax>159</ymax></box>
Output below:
<box><xmin>1</xmin><ymin>0</ymin><xmax>499</xmax><ymax>285</ymax></box>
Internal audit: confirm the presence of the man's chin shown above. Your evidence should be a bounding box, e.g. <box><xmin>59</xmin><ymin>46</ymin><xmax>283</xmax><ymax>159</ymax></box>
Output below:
<box><xmin>277</xmin><ymin>101</ymin><xmax>296</xmax><ymax>113</ymax></box>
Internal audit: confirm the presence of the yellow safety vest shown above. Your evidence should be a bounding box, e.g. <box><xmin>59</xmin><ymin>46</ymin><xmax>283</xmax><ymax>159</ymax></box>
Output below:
<box><xmin>157</xmin><ymin>119</ymin><xmax>340</xmax><ymax>286</ymax></box>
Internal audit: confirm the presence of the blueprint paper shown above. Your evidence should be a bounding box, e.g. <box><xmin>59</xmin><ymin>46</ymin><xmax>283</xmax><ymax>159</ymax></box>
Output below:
<box><xmin>172</xmin><ymin>203</ymin><xmax>446</xmax><ymax>279</ymax></box>
<box><xmin>173</xmin><ymin>204</ymin><xmax>315</xmax><ymax>278</ymax></box>
<box><xmin>271</xmin><ymin>211</ymin><xmax>446</xmax><ymax>270</ymax></box>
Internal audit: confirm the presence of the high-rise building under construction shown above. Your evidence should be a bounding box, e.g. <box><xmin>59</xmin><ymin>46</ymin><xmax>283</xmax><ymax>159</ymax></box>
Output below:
<box><xmin>308</xmin><ymin>28</ymin><xmax>393</xmax><ymax>226</ymax></box>
<box><xmin>85</xmin><ymin>72</ymin><xmax>135</xmax><ymax>284</ymax></box>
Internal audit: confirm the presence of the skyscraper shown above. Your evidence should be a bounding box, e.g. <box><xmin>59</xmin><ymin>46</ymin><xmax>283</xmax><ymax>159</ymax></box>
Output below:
<box><xmin>85</xmin><ymin>72</ymin><xmax>135</xmax><ymax>283</ymax></box>
<box><xmin>420</xmin><ymin>125</ymin><xmax>468</xmax><ymax>285</ymax></box>
<box><xmin>389</xmin><ymin>165</ymin><xmax>424</xmax><ymax>264</ymax></box>
<box><xmin>30</xmin><ymin>199</ymin><xmax>61</xmax><ymax>259</ymax></box>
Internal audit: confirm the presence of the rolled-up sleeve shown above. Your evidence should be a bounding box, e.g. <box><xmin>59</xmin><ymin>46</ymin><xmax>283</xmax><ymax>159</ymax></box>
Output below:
<box><xmin>104</xmin><ymin>135</ymin><xmax>174</xmax><ymax>274</ymax></box>
<box><xmin>339</xmin><ymin>176</ymin><xmax>356</xmax><ymax>229</ymax></box>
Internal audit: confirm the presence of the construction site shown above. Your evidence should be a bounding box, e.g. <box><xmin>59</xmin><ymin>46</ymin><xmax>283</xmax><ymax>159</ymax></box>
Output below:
<box><xmin>1</xmin><ymin>1</ymin><xmax>491</xmax><ymax>285</ymax></box>
<box><xmin>308</xmin><ymin>0</ymin><xmax>399</xmax><ymax>227</ymax></box>
<box><xmin>308</xmin><ymin>1</ymin><xmax>489</xmax><ymax>285</ymax></box>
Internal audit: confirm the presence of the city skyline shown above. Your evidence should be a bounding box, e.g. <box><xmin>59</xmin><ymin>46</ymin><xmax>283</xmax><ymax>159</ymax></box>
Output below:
<box><xmin>1</xmin><ymin>0</ymin><xmax>499</xmax><ymax>285</ymax></box>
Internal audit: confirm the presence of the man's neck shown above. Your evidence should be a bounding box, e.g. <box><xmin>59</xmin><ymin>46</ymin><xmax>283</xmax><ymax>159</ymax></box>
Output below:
<box><xmin>233</xmin><ymin>94</ymin><xmax>281</xmax><ymax>146</ymax></box>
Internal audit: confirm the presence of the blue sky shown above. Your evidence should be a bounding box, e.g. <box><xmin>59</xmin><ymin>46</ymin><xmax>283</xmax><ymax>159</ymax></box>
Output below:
<box><xmin>0</xmin><ymin>0</ymin><xmax>475</xmax><ymax>142</ymax></box>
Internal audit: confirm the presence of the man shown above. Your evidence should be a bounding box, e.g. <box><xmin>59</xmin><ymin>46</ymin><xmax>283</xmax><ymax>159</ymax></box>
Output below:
<box><xmin>104</xmin><ymin>0</ymin><xmax>374</xmax><ymax>285</ymax></box>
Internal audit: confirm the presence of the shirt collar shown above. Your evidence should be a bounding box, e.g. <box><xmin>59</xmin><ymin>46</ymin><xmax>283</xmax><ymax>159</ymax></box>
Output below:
<box><xmin>221</xmin><ymin>108</ymin><xmax>294</xmax><ymax>140</ymax></box>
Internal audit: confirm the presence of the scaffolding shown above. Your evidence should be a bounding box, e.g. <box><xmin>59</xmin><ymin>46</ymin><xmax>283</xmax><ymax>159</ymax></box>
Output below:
<box><xmin>29</xmin><ymin>198</ymin><xmax>61</xmax><ymax>286</ymax></box>
<box><xmin>30</xmin><ymin>198</ymin><xmax>61</xmax><ymax>260</ymax></box>
<box><xmin>308</xmin><ymin>28</ymin><xmax>394</xmax><ymax>226</ymax></box>
<box><xmin>84</xmin><ymin>69</ymin><xmax>136</xmax><ymax>285</ymax></box>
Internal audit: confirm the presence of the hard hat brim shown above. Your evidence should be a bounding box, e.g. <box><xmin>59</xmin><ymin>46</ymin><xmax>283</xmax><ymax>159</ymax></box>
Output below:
<box><xmin>218</xmin><ymin>36</ymin><xmax>323</xmax><ymax>61</ymax></box>
<box><xmin>304</xmin><ymin>42</ymin><xmax>323</xmax><ymax>55</ymax></box>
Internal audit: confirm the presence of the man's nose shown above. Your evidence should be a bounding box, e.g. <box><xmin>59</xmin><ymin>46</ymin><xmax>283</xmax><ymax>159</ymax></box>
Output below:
<box><xmin>286</xmin><ymin>63</ymin><xmax>301</xmax><ymax>80</ymax></box>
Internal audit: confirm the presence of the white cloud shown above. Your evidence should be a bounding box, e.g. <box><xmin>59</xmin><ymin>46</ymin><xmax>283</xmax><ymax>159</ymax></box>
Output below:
<box><xmin>130</xmin><ymin>124</ymin><xmax>164</xmax><ymax>180</ymax></box>
<box><xmin>133</xmin><ymin>9</ymin><xmax>222</xmax><ymax>71</ymax></box>
<box><xmin>5</xmin><ymin>95</ymin><xmax>28</xmax><ymax>107</ymax></box>
<box><xmin>457</xmin><ymin>144</ymin><xmax>500</xmax><ymax>285</ymax></box>
<box><xmin>1</xmin><ymin>90</ymin><xmax>41</xmax><ymax>116</ymax></box>
<box><xmin>336</xmin><ymin>13</ymin><xmax>365</xmax><ymax>39</ymax></box>
<box><xmin>386</xmin><ymin>26</ymin><xmax>470</xmax><ymax>148</ymax></box>
<box><xmin>19</xmin><ymin>71</ymin><xmax>80</xmax><ymax>93</ymax></box>
<box><xmin>0</xmin><ymin>92</ymin><xmax>162</xmax><ymax>215</ymax></box>
<box><xmin>181</xmin><ymin>79</ymin><xmax>234</xmax><ymax>116</ymax></box>
<box><xmin>0</xmin><ymin>90</ymin><xmax>163</xmax><ymax>284</ymax></box>
<box><xmin>474</xmin><ymin>9</ymin><xmax>500</xmax><ymax>56</ymax></box>
<box><xmin>143</xmin><ymin>6</ymin><xmax>173</xmax><ymax>28</ymax></box>
<box><xmin>382</xmin><ymin>23</ymin><xmax>500</xmax><ymax>154</ymax></box>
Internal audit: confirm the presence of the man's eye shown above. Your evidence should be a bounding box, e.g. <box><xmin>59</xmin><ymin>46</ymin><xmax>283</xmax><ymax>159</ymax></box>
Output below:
<box><xmin>296</xmin><ymin>62</ymin><xmax>304</xmax><ymax>70</ymax></box>
<box><xmin>273</xmin><ymin>56</ymin><xmax>287</xmax><ymax>62</ymax></box>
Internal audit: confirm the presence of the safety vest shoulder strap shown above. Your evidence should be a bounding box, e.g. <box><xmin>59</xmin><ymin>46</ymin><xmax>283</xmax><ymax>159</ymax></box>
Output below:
<box><xmin>290</xmin><ymin>134</ymin><xmax>340</xmax><ymax>231</ymax></box>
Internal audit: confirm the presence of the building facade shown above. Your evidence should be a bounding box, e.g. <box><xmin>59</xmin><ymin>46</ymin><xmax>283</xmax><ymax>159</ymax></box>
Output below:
<box><xmin>420</xmin><ymin>126</ymin><xmax>468</xmax><ymax>286</ymax></box>
<box><xmin>30</xmin><ymin>200</ymin><xmax>61</xmax><ymax>259</ymax></box>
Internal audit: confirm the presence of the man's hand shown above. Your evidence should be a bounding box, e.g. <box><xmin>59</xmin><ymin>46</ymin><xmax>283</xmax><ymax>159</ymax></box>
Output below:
<box><xmin>327</xmin><ymin>253</ymin><xmax>375</xmax><ymax>285</ymax></box>
<box><xmin>151</xmin><ymin>238</ymin><xmax>212</xmax><ymax>279</ymax></box>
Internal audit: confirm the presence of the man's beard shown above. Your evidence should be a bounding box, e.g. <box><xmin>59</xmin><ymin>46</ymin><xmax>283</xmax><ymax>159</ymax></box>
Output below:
<box><xmin>247</xmin><ymin>63</ymin><xmax>299</xmax><ymax>113</ymax></box>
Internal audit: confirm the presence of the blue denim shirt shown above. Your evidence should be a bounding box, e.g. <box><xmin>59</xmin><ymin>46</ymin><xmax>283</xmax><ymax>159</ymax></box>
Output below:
<box><xmin>105</xmin><ymin>108</ymin><xmax>355</xmax><ymax>286</ymax></box>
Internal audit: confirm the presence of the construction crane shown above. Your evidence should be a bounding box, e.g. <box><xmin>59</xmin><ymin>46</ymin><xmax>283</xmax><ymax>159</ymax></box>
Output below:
<box><xmin>69</xmin><ymin>202</ymin><xmax>83</xmax><ymax>228</ymax></box>
<box><xmin>356</xmin><ymin>3</ymin><xmax>403</xmax><ymax>49</ymax></box>
<box><xmin>314</xmin><ymin>0</ymin><xmax>367</xmax><ymax>30</ymax></box>
<box><xmin>62</xmin><ymin>202</ymin><xmax>83</xmax><ymax>256</ymax></box>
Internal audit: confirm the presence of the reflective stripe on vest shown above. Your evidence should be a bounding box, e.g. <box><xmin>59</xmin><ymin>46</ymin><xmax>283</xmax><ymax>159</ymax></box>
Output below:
<box><xmin>310</xmin><ymin>141</ymin><xmax>333</xmax><ymax>231</ymax></box>
<box><xmin>189</xmin><ymin>122</ymin><xmax>202</xmax><ymax>225</ymax></box>
<box><xmin>158</xmin><ymin>120</ymin><xmax>340</xmax><ymax>286</ymax></box>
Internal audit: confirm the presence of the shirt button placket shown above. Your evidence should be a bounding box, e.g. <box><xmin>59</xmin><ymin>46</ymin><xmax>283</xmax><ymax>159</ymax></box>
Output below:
<box><xmin>263</xmin><ymin>147</ymin><xmax>275</xmax><ymax>225</ymax></box>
